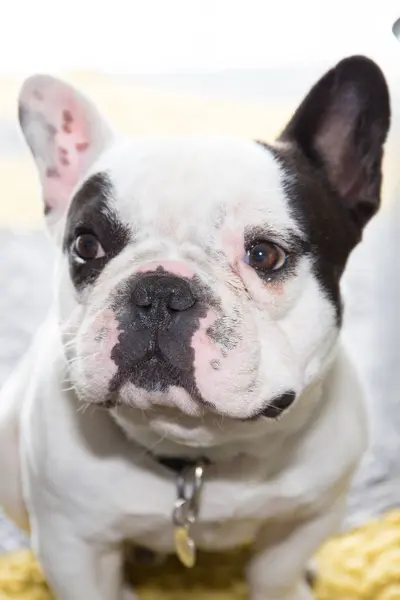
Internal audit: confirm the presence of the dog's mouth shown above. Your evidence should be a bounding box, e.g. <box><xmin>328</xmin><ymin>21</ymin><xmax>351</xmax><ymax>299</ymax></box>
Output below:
<box><xmin>96</xmin><ymin>384</ymin><xmax>297</xmax><ymax>426</ymax></box>
<box><xmin>101</xmin><ymin>385</ymin><xmax>208</xmax><ymax>420</ymax></box>
<box><xmin>75</xmin><ymin>332</ymin><xmax>297</xmax><ymax>423</ymax></box>
<box><xmin>106</xmin><ymin>348</ymin><xmax>207</xmax><ymax>407</ymax></box>
<box><xmin>110</xmin><ymin>401</ymin><xmax>253</xmax><ymax>448</ymax></box>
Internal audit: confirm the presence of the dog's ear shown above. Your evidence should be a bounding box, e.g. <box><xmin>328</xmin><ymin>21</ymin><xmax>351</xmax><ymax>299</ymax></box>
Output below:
<box><xmin>278</xmin><ymin>56</ymin><xmax>390</xmax><ymax>230</ymax></box>
<box><xmin>18</xmin><ymin>75</ymin><xmax>114</xmax><ymax>228</ymax></box>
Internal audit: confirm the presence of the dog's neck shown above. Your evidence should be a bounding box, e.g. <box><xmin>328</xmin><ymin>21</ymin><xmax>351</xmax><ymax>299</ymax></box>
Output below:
<box><xmin>109</xmin><ymin>372</ymin><xmax>331</xmax><ymax>467</ymax></box>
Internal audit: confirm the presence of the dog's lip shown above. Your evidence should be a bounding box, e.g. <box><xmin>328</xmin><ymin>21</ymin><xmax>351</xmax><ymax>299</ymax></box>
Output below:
<box><xmin>111</xmin><ymin>399</ymin><xmax>229</xmax><ymax>426</ymax></box>
<box><xmin>144</xmin><ymin>403</ymin><xmax>207</xmax><ymax>422</ymax></box>
<box><xmin>97</xmin><ymin>398</ymin><xmax>118</xmax><ymax>409</ymax></box>
<box><xmin>152</xmin><ymin>410</ymin><xmax>205</xmax><ymax>429</ymax></box>
<box><xmin>91</xmin><ymin>394</ymin><xmax>293</xmax><ymax>423</ymax></box>
<box><xmin>112</xmin><ymin>401</ymin><xmax>258</xmax><ymax>426</ymax></box>
<box><xmin>104</xmin><ymin>394</ymin><xmax>206</xmax><ymax>420</ymax></box>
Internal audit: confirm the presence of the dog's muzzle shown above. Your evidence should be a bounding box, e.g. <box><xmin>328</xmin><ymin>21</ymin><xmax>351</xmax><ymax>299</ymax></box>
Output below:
<box><xmin>110</xmin><ymin>272</ymin><xmax>208</xmax><ymax>394</ymax></box>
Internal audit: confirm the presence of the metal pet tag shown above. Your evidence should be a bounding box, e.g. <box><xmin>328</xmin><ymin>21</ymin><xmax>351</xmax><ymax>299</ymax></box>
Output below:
<box><xmin>172</xmin><ymin>461</ymin><xmax>206</xmax><ymax>568</ymax></box>
<box><xmin>174</xmin><ymin>524</ymin><xmax>196</xmax><ymax>568</ymax></box>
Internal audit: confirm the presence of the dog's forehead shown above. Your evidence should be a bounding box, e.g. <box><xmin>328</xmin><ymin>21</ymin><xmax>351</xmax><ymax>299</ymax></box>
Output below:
<box><xmin>93</xmin><ymin>137</ymin><xmax>299</xmax><ymax>235</ymax></box>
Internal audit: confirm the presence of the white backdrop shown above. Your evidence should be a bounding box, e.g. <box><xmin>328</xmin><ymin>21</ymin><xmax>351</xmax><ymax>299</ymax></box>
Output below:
<box><xmin>0</xmin><ymin>0</ymin><xmax>399</xmax><ymax>76</ymax></box>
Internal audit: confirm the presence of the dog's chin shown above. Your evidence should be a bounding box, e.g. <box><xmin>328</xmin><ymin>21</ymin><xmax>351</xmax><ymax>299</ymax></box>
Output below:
<box><xmin>110</xmin><ymin>403</ymin><xmax>266</xmax><ymax>449</ymax></box>
<box><xmin>146</xmin><ymin>417</ymin><xmax>225</xmax><ymax>448</ymax></box>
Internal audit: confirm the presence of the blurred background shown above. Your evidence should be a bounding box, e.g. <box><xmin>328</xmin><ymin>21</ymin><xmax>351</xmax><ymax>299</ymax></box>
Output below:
<box><xmin>0</xmin><ymin>0</ymin><xmax>400</xmax><ymax>226</ymax></box>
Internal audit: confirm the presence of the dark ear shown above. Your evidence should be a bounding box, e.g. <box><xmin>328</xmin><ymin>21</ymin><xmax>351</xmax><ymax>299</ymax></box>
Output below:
<box><xmin>279</xmin><ymin>56</ymin><xmax>390</xmax><ymax>230</ymax></box>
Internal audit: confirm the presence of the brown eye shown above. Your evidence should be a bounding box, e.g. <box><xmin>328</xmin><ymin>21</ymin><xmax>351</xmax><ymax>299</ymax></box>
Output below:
<box><xmin>74</xmin><ymin>233</ymin><xmax>104</xmax><ymax>261</ymax></box>
<box><xmin>246</xmin><ymin>242</ymin><xmax>287</xmax><ymax>271</ymax></box>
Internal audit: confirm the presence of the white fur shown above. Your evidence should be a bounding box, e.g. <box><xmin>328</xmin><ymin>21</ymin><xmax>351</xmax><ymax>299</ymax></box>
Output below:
<box><xmin>2</xmin><ymin>318</ymin><xmax>365</xmax><ymax>600</ymax></box>
<box><xmin>0</xmin><ymin>75</ymin><xmax>369</xmax><ymax>600</ymax></box>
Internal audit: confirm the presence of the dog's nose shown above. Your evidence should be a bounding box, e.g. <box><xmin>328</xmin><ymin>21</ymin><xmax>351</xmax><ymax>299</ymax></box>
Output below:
<box><xmin>132</xmin><ymin>274</ymin><xmax>196</xmax><ymax>316</ymax></box>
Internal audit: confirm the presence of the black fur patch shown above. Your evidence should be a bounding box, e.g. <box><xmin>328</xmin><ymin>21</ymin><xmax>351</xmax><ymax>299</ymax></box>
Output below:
<box><xmin>279</xmin><ymin>56</ymin><xmax>390</xmax><ymax>231</ymax></box>
<box><xmin>257</xmin><ymin>56</ymin><xmax>390</xmax><ymax>322</ymax></box>
<box><xmin>63</xmin><ymin>172</ymin><xmax>131</xmax><ymax>288</ymax></box>
<box><xmin>262</xmin><ymin>142</ymin><xmax>358</xmax><ymax>320</ymax></box>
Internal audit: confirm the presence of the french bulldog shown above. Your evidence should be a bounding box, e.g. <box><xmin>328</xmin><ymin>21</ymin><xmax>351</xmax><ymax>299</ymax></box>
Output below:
<box><xmin>0</xmin><ymin>55</ymin><xmax>390</xmax><ymax>600</ymax></box>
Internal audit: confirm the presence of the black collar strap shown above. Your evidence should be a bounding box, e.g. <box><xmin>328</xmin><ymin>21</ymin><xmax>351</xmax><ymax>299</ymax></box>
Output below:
<box><xmin>156</xmin><ymin>456</ymin><xmax>211</xmax><ymax>473</ymax></box>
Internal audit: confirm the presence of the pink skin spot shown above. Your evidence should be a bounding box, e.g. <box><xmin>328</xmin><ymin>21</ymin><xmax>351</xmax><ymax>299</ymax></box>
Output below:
<box><xmin>191</xmin><ymin>310</ymin><xmax>221</xmax><ymax>361</ymax></box>
<box><xmin>62</xmin><ymin>109</ymin><xmax>73</xmax><ymax>124</ymax></box>
<box><xmin>136</xmin><ymin>260</ymin><xmax>195</xmax><ymax>279</ymax></box>
<box><xmin>62</xmin><ymin>123</ymin><xmax>72</xmax><ymax>134</ymax></box>
<box><xmin>191</xmin><ymin>310</ymin><xmax>239</xmax><ymax>406</ymax></box>
<box><xmin>61</xmin><ymin>110</ymin><xmax>74</xmax><ymax>134</ymax></box>
<box><xmin>221</xmin><ymin>228</ymin><xmax>245</xmax><ymax>264</ymax></box>
<box><xmin>191</xmin><ymin>309</ymin><xmax>255</xmax><ymax>417</ymax></box>
<box><xmin>76</xmin><ymin>141</ymin><xmax>89</xmax><ymax>152</ymax></box>
<box><xmin>60</xmin><ymin>156</ymin><xmax>70</xmax><ymax>167</ymax></box>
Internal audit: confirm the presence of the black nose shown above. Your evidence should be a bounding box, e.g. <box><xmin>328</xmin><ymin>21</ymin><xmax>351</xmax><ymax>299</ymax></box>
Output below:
<box><xmin>132</xmin><ymin>274</ymin><xmax>196</xmax><ymax>316</ymax></box>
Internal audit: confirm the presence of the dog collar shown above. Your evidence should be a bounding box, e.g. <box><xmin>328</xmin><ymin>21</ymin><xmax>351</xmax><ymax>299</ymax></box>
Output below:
<box><xmin>157</xmin><ymin>455</ymin><xmax>210</xmax><ymax>473</ymax></box>
<box><xmin>156</xmin><ymin>456</ymin><xmax>209</xmax><ymax>568</ymax></box>
<box><xmin>157</xmin><ymin>456</ymin><xmax>199</xmax><ymax>473</ymax></box>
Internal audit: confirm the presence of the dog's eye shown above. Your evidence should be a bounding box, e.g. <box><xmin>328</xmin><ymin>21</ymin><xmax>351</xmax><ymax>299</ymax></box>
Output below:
<box><xmin>246</xmin><ymin>242</ymin><xmax>287</xmax><ymax>271</ymax></box>
<box><xmin>74</xmin><ymin>234</ymin><xmax>105</xmax><ymax>261</ymax></box>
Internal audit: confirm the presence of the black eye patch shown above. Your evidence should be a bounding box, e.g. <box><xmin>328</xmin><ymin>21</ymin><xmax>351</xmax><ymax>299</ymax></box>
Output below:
<box><xmin>63</xmin><ymin>172</ymin><xmax>131</xmax><ymax>289</ymax></box>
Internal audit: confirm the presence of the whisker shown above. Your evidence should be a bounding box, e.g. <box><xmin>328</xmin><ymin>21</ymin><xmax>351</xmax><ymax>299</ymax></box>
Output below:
<box><xmin>61</xmin><ymin>384</ymin><xmax>77</xmax><ymax>393</ymax></box>
<box><xmin>66</xmin><ymin>352</ymin><xmax>100</xmax><ymax>367</ymax></box>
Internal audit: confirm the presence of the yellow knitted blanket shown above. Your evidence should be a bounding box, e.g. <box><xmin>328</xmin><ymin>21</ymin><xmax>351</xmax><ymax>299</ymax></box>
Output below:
<box><xmin>1</xmin><ymin>511</ymin><xmax>400</xmax><ymax>600</ymax></box>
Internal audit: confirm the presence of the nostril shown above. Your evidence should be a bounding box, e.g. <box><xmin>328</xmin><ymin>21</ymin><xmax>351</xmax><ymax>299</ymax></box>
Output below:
<box><xmin>131</xmin><ymin>274</ymin><xmax>196</xmax><ymax>314</ymax></box>
<box><xmin>167</xmin><ymin>279</ymin><xmax>196</xmax><ymax>312</ymax></box>
<box><xmin>167</xmin><ymin>287</ymin><xmax>196</xmax><ymax>312</ymax></box>
<box><xmin>132</xmin><ymin>282</ymin><xmax>152</xmax><ymax>308</ymax></box>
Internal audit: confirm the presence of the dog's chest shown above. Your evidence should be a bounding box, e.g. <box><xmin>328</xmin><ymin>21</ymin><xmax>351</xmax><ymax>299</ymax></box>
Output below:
<box><xmin>117</xmin><ymin>458</ymin><xmax>308</xmax><ymax>552</ymax></box>
<box><xmin>132</xmin><ymin>516</ymin><xmax>261</xmax><ymax>553</ymax></box>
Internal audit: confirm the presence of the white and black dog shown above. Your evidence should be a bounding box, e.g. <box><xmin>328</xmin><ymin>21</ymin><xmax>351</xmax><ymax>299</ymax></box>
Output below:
<box><xmin>0</xmin><ymin>56</ymin><xmax>390</xmax><ymax>600</ymax></box>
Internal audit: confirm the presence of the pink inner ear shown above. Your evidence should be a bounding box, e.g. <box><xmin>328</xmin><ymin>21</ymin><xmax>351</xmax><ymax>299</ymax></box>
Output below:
<box><xmin>29</xmin><ymin>86</ymin><xmax>94</xmax><ymax>212</ymax></box>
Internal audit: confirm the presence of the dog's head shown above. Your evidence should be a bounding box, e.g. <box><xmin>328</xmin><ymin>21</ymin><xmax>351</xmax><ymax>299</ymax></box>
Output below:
<box><xmin>19</xmin><ymin>56</ymin><xmax>390</xmax><ymax>448</ymax></box>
